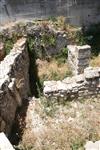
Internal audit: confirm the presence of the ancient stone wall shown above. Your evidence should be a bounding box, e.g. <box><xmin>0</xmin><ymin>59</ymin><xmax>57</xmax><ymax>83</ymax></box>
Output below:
<box><xmin>0</xmin><ymin>0</ymin><xmax>100</xmax><ymax>26</ymax></box>
<box><xmin>68</xmin><ymin>45</ymin><xmax>91</xmax><ymax>75</ymax></box>
<box><xmin>44</xmin><ymin>67</ymin><xmax>100</xmax><ymax>100</ymax></box>
<box><xmin>0</xmin><ymin>21</ymin><xmax>67</xmax><ymax>56</ymax></box>
<box><xmin>0</xmin><ymin>38</ymin><xmax>29</xmax><ymax>135</ymax></box>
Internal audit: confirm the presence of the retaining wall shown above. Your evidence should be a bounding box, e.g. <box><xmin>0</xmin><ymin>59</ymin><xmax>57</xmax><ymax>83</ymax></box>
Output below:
<box><xmin>44</xmin><ymin>67</ymin><xmax>100</xmax><ymax>100</ymax></box>
<box><xmin>0</xmin><ymin>38</ymin><xmax>29</xmax><ymax>135</ymax></box>
<box><xmin>0</xmin><ymin>0</ymin><xmax>100</xmax><ymax>26</ymax></box>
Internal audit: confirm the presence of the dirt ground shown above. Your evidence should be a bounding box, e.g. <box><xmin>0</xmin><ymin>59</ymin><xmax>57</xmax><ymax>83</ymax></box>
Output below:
<box><xmin>15</xmin><ymin>96</ymin><xmax>100</xmax><ymax>150</ymax></box>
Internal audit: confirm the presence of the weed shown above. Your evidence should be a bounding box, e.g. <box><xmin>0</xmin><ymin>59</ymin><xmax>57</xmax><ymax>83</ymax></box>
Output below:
<box><xmin>4</xmin><ymin>39</ymin><xmax>14</xmax><ymax>55</ymax></box>
<box><xmin>75</xmin><ymin>30</ymin><xmax>87</xmax><ymax>46</ymax></box>
<box><xmin>55</xmin><ymin>47</ymin><xmax>68</xmax><ymax>64</ymax></box>
<box><xmin>41</xmin><ymin>97</ymin><xmax>58</xmax><ymax>117</ymax></box>
<box><xmin>48</xmin><ymin>16</ymin><xmax>57</xmax><ymax>22</ymax></box>
<box><xmin>71</xmin><ymin>139</ymin><xmax>85</xmax><ymax>150</ymax></box>
<box><xmin>41</xmin><ymin>32</ymin><xmax>56</xmax><ymax>47</ymax></box>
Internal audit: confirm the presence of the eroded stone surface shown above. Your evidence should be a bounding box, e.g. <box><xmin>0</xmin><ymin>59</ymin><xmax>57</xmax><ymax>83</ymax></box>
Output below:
<box><xmin>68</xmin><ymin>45</ymin><xmax>91</xmax><ymax>75</ymax></box>
<box><xmin>0</xmin><ymin>38</ymin><xmax>30</xmax><ymax>135</ymax></box>
<box><xmin>44</xmin><ymin>67</ymin><xmax>100</xmax><ymax>100</ymax></box>
<box><xmin>0</xmin><ymin>132</ymin><xmax>15</xmax><ymax>150</ymax></box>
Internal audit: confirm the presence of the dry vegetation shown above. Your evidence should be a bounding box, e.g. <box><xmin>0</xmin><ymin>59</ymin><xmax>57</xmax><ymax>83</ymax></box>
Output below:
<box><xmin>16</xmin><ymin>97</ymin><xmax>100</xmax><ymax>150</ymax></box>
<box><xmin>37</xmin><ymin>58</ymin><xmax>72</xmax><ymax>84</ymax></box>
<box><xmin>90</xmin><ymin>55</ymin><xmax>100</xmax><ymax>67</ymax></box>
<box><xmin>38</xmin><ymin>16</ymin><xmax>81</xmax><ymax>45</ymax></box>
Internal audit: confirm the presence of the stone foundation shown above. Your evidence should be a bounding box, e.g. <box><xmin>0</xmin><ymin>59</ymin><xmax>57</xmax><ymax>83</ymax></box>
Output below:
<box><xmin>44</xmin><ymin>67</ymin><xmax>100</xmax><ymax>100</ymax></box>
<box><xmin>68</xmin><ymin>45</ymin><xmax>91</xmax><ymax>75</ymax></box>
<box><xmin>0</xmin><ymin>38</ymin><xmax>29</xmax><ymax>135</ymax></box>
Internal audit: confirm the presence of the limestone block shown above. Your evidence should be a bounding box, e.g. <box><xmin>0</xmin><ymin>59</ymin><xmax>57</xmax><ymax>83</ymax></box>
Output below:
<box><xmin>76</xmin><ymin>45</ymin><xmax>91</xmax><ymax>59</ymax></box>
<box><xmin>84</xmin><ymin>141</ymin><xmax>100</xmax><ymax>150</ymax></box>
<box><xmin>0</xmin><ymin>132</ymin><xmax>15</xmax><ymax>150</ymax></box>
<box><xmin>68</xmin><ymin>45</ymin><xmax>91</xmax><ymax>75</ymax></box>
<box><xmin>84</xmin><ymin>67</ymin><xmax>100</xmax><ymax>79</ymax></box>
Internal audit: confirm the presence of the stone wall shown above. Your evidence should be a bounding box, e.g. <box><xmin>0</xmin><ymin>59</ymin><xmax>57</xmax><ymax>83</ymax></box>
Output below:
<box><xmin>0</xmin><ymin>38</ymin><xmax>29</xmax><ymax>135</ymax></box>
<box><xmin>68</xmin><ymin>45</ymin><xmax>91</xmax><ymax>75</ymax></box>
<box><xmin>0</xmin><ymin>21</ymin><xmax>67</xmax><ymax>56</ymax></box>
<box><xmin>44</xmin><ymin>67</ymin><xmax>100</xmax><ymax>100</ymax></box>
<box><xmin>0</xmin><ymin>0</ymin><xmax>100</xmax><ymax>26</ymax></box>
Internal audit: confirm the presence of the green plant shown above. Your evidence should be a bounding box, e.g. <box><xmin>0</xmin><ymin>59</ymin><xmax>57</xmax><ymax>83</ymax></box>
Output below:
<box><xmin>71</xmin><ymin>139</ymin><xmax>85</xmax><ymax>150</ymax></box>
<box><xmin>14</xmin><ymin>144</ymin><xmax>33</xmax><ymax>150</ymax></box>
<box><xmin>75</xmin><ymin>31</ymin><xmax>87</xmax><ymax>46</ymax></box>
<box><xmin>55</xmin><ymin>47</ymin><xmax>68</xmax><ymax>65</ymax></box>
<box><xmin>41</xmin><ymin>32</ymin><xmax>56</xmax><ymax>47</ymax></box>
<box><xmin>48</xmin><ymin>16</ymin><xmax>57</xmax><ymax>22</ymax></box>
<box><xmin>27</xmin><ymin>36</ymin><xmax>35</xmax><ymax>51</ymax></box>
<box><xmin>4</xmin><ymin>39</ymin><xmax>14</xmax><ymax>55</ymax></box>
<box><xmin>41</xmin><ymin>97</ymin><xmax>58</xmax><ymax>117</ymax></box>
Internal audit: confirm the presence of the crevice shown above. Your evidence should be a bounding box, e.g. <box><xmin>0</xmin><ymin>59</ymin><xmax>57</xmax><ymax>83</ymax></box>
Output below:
<box><xmin>27</xmin><ymin>42</ymin><xmax>43</xmax><ymax>98</ymax></box>
<box><xmin>9</xmin><ymin>40</ymin><xmax>43</xmax><ymax>146</ymax></box>
<box><xmin>8</xmin><ymin>98</ymin><xmax>29</xmax><ymax>146</ymax></box>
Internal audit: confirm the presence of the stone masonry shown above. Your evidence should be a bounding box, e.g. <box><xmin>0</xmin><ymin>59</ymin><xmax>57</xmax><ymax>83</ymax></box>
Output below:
<box><xmin>0</xmin><ymin>38</ymin><xmax>29</xmax><ymax>135</ymax></box>
<box><xmin>44</xmin><ymin>67</ymin><xmax>100</xmax><ymax>100</ymax></box>
<box><xmin>68</xmin><ymin>45</ymin><xmax>91</xmax><ymax>75</ymax></box>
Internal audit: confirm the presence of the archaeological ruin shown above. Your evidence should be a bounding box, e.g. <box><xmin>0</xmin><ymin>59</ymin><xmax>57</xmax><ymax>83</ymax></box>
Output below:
<box><xmin>0</xmin><ymin>1</ymin><xmax>100</xmax><ymax>148</ymax></box>
<box><xmin>0</xmin><ymin>22</ymin><xmax>99</xmax><ymax>137</ymax></box>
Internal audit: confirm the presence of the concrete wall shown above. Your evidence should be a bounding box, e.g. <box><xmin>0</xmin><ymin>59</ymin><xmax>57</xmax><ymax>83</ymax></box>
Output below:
<box><xmin>0</xmin><ymin>0</ymin><xmax>100</xmax><ymax>26</ymax></box>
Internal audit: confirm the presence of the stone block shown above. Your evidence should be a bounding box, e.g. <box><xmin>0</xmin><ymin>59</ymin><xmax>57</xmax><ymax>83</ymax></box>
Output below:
<box><xmin>84</xmin><ymin>141</ymin><xmax>100</xmax><ymax>150</ymax></box>
<box><xmin>68</xmin><ymin>45</ymin><xmax>91</xmax><ymax>75</ymax></box>
<box><xmin>0</xmin><ymin>132</ymin><xmax>15</xmax><ymax>150</ymax></box>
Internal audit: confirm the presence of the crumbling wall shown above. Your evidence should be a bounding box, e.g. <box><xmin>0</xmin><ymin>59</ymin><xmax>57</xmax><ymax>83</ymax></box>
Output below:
<box><xmin>0</xmin><ymin>38</ymin><xmax>29</xmax><ymax>135</ymax></box>
<box><xmin>68</xmin><ymin>45</ymin><xmax>91</xmax><ymax>75</ymax></box>
<box><xmin>0</xmin><ymin>22</ymin><xmax>67</xmax><ymax>56</ymax></box>
<box><xmin>44</xmin><ymin>67</ymin><xmax>100</xmax><ymax>100</ymax></box>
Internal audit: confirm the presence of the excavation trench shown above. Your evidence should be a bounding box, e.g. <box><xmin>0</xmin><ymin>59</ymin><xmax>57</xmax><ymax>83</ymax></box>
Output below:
<box><xmin>0</xmin><ymin>23</ymin><xmax>69</xmax><ymax>146</ymax></box>
<box><xmin>8</xmin><ymin>40</ymin><xmax>68</xmax><ymax>146</ymax></box>
<box><xmin>8</xmin><ymin>43</ymin><xmax>44</xmax><ymax>146</ymax></box>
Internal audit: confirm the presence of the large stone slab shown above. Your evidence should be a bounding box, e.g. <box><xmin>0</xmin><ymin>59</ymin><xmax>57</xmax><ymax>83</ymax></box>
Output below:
<box><xmin>0</xmin><ymin>132</ymin><xmax>15</xmax><ymax>150</ymax></box>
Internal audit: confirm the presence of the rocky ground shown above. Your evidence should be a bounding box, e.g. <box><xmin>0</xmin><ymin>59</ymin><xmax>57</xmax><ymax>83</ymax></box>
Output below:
<box><xmin>14</xmin><ymin>96</ymin><xmax>100</xmax><ymax>150</ymax></box>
